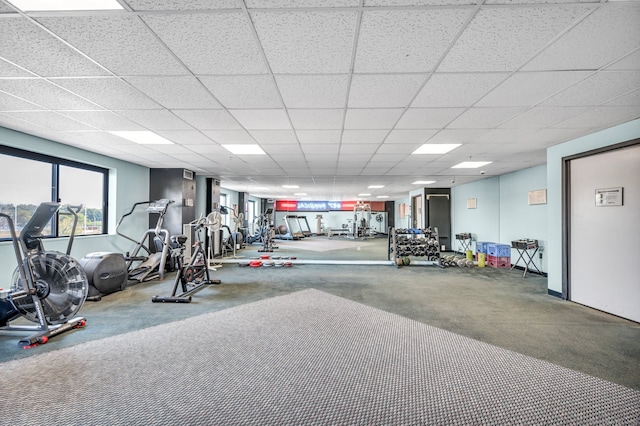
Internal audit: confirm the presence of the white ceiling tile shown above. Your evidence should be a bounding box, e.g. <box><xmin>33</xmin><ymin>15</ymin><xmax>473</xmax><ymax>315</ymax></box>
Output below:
<box><xmin>0</xmin><ymin>2</ymin><xmax>17</xmax><ymax>12</ymax></box>
<box><xmin>412</xmin><ymin>73</ymin><xmax>508</xmax><ymax>108</ymax></box>
<box><xmin>199</xmin><ymin>75</ymin><xmax>281</xmax><ymax>109</ymax></box>
<box><xmin>425</xmin><ymin>129</ymin><xmax>489</xmax><ymax>144</ymax></box>
<box><xmin>60</xmin><ymin>131</ymin><xmax>140</xmax><ymax>146</ymax></box>
<box><xmin>473</xmin><ymin>128</ymin><xmax>542</xmax><ymax>144</ymax></box>
<box><xmin>3</xmin><ymin>111</ymin><xmax>96</xmax><ymax>131</ymax></box>
<box><xmin>340</xmin><ymin>143</ymin><xmax>379</xmax><ymax>155</ymax></box>
<box><xmin>53</xmin><ymin>77</ymin><xmax>161</xmax><ymax>110</ymax></box>
<box><xmin>142</xmin><ymin>12</ymin><xmax>267</xmax><ymax>75</ymax></box>
<box><xmin>385</xmin><ymin>129</ymin><xmax>438</xmax><ymax>144</ymax></box>
<box><xmin>376</xmin><ymin>144</ymin><xmax>418</xmax><ymax>154</ymax></box>
<box><xmin>0</xmin><ymin>58</ymin><xmax>34</xmax><ymax>77</ymax></box>
<box><xmin>247</xmin><ymin>0</ymin><xmax>359</xmax><ymax>7</ymax></box>
<box><xmin>127</xmin><ymin>0</ymin><xmax>239</xmax><ymax>10</ymax></box>
<box><xmin>517</xmin><ymin>127</ymin><xmax>596</xmax><ymax>147</ymax></box>
<box><xmin>524</xmin><ymin>4</ymin><xmax>640</xmax><ymax>71</ymax></box>
<box><xmin>155</xmin><ymin>130</ymin><xmax>218</xmax><ymax>145</ymax></box>
<box><xmin>289</xmin><ymin>109</ymin><xmax>343</xmax><ymax>129</ymax></box>
<box><xmin>541</xmin><ymin>71</ymin><xmax>640</xmax><ymax>106</ymax></box>
<box><xmin>263</xmin><ymin>144</ymin><xmax>303</xmax><ymax>155</ymax></box>
<box><xmin>251</xmin><ymin>11</ymin><xmax>357</xmax><ymax>74</ymax></box>
<box><xmin>438</xmin><ymin>7</ymin><xmax>590</xmax><ymax>72</ymax></box>
<box><xmin>202</xmin><ymin>130</ymin><xmax>255</xmax><ymax>144</ymax></box>
<box><xmin>249</xmin><ymin>130</ymin><xmax>298</xmax><ymax>144</ymax></box>
<box><xmin>365</xmin><ymin>0</ymin><xmax>476</xmax><ymax>5</ymax></box>
<box><xmin>302</xmin><ymin>144</ymin><xmax>340</xmax><ymax>155</ymax></box>
<box><xmin>551</xmin><ymin>106</ymin><xmax>640</xmax><ymax>129</ymax></box>
<box><xmin>0</xmin><ymin>79</ymin><xmax>101</xmax><ymax>110</ymax></box>
<box><xmin>447</xmin><ymin>107</ymin><xmax>526</xmax><ymax>129</ymax></box>
<box><xmin>499</xmin><ymin>107</ymin><xmax>591</xmax><ymax>129</ymax></box>
<box><xmin>368</xmin><ymin>153</ymin><xmax>406</xmax><ymax>162</ymax></box>
<box><xmin>173</xmin><ymin>144</ymin><xmax>224</xmax><ymax>155</ymax></box>
<box><xmin>0</xmin><ymin>91</ymin><xmax>44</xmax><ymax>111</ymax></box>
<box><xmin>355</xmin><ymin>9</ymin><xmax>472</xmax><ymax>73</ymax></box>
<box><xmin>171</xmin><ymin>110</ymin><xmax>241</xmax><ymax>130</ymax></box>
<box><xmin>341</xmin><ymin>129</ymin><xmax>388</xmax><ymax>143</ymax></box>
<box><xmin>146</xmin><ymin>144</ymin><xmax>195</xmax><ymax>155</ymax></box>
<box><xmin>36</xmin><ymin>16</ymin><xmax>187</xmax><ymax>76</ymax></box>
<box><xmin>125</xmin><ymin>77</ymin><xmax>221</xmax><ymax>109</ymax></box>
<box><xmin>476</xmin><ymin>71</ymin><xmax>591</xmax><ymax>107</ymax></box>
<box><xmin>344</xmin><ymin>109</ymin><xmax>403</xmax><ymax>129</ymax></box>
<box><xmin>605</xmin><ymin>88</ymin><xmax>640</xmax><ymax>107</ymax></box>
<box><xmin>117</xmin><ymin>110</ymin><xmax>193</xmax><ymax>130</ymax></box>
<box><xmin>0</xmin><ymin>115</ymin><xmax>54</xmax><ymax>138</ymax></box>
<box><xmin>57</xmin><ymin>111</ymin><xmax>144</xmax><ymax>130</ymax></box>
<box><xmin>606</xmin><ymin>49</ymin><xmax>640</xmax><ymax>71</ymax></box>
<box><xmin>110</xmin><ymin>144</ymin><xmax>165</xmax><ymax>155</ymax></box>
<box><xmin>230</xmin><ymin>109</ymin><xmax>291</xmax><ymax>129</ymax></box>
<box><xmin>396</xmin><ymin>108</ymin><xmax>466</xmax><ymax>129</ymax></box>
<box><xmin>0</xmin><ymin>17</ymin><xmax>108</xmax><ymax>76</ymax></box>
<box><xmin>275</xmin><ymin>75</ymin><xmax>348</xmax><ymax>108</ymax></box>
<box><xmin>348</xmin><ymin>74</ymin><xmax>426</xmax><ymax>108</ymax></box>
<box><xmin>296</xmin><ymin>130</ymin><xmax>342</xmax><ymax>144</ymax></box>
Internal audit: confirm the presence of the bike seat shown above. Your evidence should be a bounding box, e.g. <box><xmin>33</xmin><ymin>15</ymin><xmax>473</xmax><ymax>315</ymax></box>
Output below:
<box><xmin>171</xmin><ymin>235</ymin><xmax>188</xmax><ymax>245</ymax></box>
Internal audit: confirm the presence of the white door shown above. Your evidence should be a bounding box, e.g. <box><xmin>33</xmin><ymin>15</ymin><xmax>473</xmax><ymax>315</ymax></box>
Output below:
<box><xmin>569</xmin><ymin>143</ymin><xmax>640</xmax><ymax>322</ymax></box>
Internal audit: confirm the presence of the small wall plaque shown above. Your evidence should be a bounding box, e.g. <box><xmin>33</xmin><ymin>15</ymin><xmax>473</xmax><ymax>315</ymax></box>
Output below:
<box><xmin>528</xmin><ymin>189</ymin><xmax>547</xmax><ymax>205</ymax></box>
<box><xmin>595</xmin><ymin>187</ymin><xmax>623</xmax><ymax>207</ymax></box>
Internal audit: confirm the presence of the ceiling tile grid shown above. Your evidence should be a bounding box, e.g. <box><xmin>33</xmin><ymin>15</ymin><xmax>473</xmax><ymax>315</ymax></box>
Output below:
<box><xmin>0</xmin><ymin>0</ymin><xmax>638</xmax><ymax>200</ymax></box>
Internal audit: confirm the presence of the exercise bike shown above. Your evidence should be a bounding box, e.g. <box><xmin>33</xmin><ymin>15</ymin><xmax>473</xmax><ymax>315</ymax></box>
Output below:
<box><xmin>152</xmin><ymin>217</ymin><xmax>221</xmax><ymax>303</ymax></box>
<box><xmin>0</xmin><ymin>202</ymin><xmax>88</xmax><ymax>347</ymax></box>
<box><xmin>116</xmin><ymin>199</ymin><xmax>175</xmax><ymax>283</ymax></box>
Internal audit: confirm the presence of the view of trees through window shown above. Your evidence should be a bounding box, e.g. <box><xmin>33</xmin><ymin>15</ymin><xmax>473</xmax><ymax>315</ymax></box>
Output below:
<box><xmin>0</xmin><ymin>146</ymin><xmax>107</xmax><ymax>240</ymax></box>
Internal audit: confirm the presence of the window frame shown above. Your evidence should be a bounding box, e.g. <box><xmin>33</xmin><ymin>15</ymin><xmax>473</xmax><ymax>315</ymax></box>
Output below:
<box><xmin>0</xmin><ymin>144</ymin><xmax>109</xmax><ymax>240</ymax></box>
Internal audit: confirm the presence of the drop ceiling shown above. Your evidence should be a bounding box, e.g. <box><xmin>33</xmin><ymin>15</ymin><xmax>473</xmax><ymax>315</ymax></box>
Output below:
<box><xmin>0</xmin><ymin>0</ymin><xmax>638</xmax><ymax>201</ymax></box>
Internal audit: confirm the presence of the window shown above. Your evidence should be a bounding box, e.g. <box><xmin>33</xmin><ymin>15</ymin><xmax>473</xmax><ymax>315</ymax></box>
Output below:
<box><xmin>0</xmin><ymin>145</ymin><xmax>108</xmax><ymax>240</ymax></box>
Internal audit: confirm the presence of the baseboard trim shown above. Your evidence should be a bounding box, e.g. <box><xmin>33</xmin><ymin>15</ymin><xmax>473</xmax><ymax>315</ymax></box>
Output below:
<box><xmin>547</xmin><ymin>289</ymin><xmax>563</xmax><ymax>299</ymax></box>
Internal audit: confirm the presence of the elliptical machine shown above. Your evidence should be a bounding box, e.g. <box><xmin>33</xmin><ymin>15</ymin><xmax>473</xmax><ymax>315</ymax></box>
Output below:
<box><xmin>116</xmin><ymin>199</ymin><xmax>175</xmax><ymax>283</ymax></box>
<box><xmin>0</xmin><ymin>202</ymin><xmax>88</xmax><ymax>347</ymax></box>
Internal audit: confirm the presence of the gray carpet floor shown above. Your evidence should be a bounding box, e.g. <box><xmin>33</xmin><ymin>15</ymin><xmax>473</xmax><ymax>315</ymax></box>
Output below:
<box><xmin>1</xmin><ymin>289</ymin><xmax>638</xmax><ymax>425</ymax></box>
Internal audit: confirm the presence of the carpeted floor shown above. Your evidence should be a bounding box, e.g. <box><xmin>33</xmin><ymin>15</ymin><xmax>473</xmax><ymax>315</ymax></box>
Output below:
<box><xmin>1</xmin><ymin>289</ymin><xmax>638</xmax><ymax>425</ymax></box>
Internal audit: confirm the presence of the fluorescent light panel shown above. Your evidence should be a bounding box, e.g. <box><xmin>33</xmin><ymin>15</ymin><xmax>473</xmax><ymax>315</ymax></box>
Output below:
<box><xmin>8</xmin><ymin>0</ymin><xmax>124</xmax><ymax>11</ymax></box>
<box><xmin>358</xmin><ymin>193</ymin><xmax>371</xmax><ymax>196</ymax></box>
<box><xmin>412</xmin><ymin>180</ymin><xmax>436</xmax><ymax>185</ymax></box>
<box><xmin>222</xmin><ymin>144</ymin><xmax>265</xmax><ymax>155</ymax></box>
<box><xmin>412</xmin><ymin>144</ymin><xmax>461</xmax><ymax>154</ymax></box>
<box><xmin>452</xmin><ymin>161</ymin><xmax>492</xmax><ymax>169</ymax></box>
<box><xmin>376</xmin><ymin>195</ymin><xmax>389</xmax><ymax>199</ymax></box>
<box><xmin>282</xmin><ymin>185</ymin><xmax>299</xmax><ymax>189</ymax></box>
<box><xmin>109</xmin><ymin>131</ymin><xmax>173</xmax><ymax>145</ymax></box>
<box><xmin>294</xmin><ymin>193</ymin><xmax>307</xmax><ymax>196</ymax></box>
<box><xmin>368</xmin><ymin>185</ymin><xmax>384</xmax><ymax>189</ymax></box>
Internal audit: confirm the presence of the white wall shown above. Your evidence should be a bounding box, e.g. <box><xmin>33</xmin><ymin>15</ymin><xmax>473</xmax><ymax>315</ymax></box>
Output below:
<box><xmin>451</xmin><ymin>176</ymin><xmax>501</xmax><ymax>253</ymax></box>
<box><xmin>546</xmin><ymin>118</ymin><xmax>640</xmax><ymax>294</ymax></box>
<box><xmin>0</xmin><ymin>127</ymin><xmax>149</xmax><ymax>283</ymax></box>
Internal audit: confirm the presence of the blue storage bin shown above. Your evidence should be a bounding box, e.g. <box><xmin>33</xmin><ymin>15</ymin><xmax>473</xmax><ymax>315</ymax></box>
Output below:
<box><xmin>487</xmin><ymin>243</ymin><xmax>511</xmax><ymax>257</ymax></box>
<box><xmin>476</xmin><ymin>241</ymin><xmax>490</xmax><ymax>254</ymax></box>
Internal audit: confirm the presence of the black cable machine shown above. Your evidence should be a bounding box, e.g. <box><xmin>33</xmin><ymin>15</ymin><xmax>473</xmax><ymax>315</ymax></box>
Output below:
<box><xmin>152</xmin><ymin>217</ymin><xmax>220</xmax><ymax>303</ymax></box>
<box><xmin>0</xmin><ymin>203</ymin><xmax>88</xmax><ymax>347</ymax></box>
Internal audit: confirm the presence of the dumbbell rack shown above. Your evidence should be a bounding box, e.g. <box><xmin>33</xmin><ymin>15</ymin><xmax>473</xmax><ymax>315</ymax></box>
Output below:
<box><xmin>388</xmin><ymin>227</ymin><xmax>442</xmax><ymax>267</ymax></box>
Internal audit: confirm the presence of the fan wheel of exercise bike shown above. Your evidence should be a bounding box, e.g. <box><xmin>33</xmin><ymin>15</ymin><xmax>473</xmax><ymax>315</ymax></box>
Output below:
<box><xmin>10</xmin><ymin>251</ymin><xmax>88</xmax><ymax>325</ymax></box>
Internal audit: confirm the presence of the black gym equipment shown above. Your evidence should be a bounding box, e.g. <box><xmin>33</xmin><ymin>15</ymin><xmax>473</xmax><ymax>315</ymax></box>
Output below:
<box><xmin>152</xmin><ymin>217</ymin><xmax>220</xmax><ymax>303</ymax></box>
<box><xmin>0</xmin><ymin>202</ymin><xmax>88</xmax><ymax>347</ymax></box>
<box><xmin>116</xmin><ymin>199</ymin><xmax>175</xmax><ymax>283</ymax></box>
<box><xmin>79</xmin><ymin>252</ymin><xmax>127</xmax><ymax>301</ymax></box>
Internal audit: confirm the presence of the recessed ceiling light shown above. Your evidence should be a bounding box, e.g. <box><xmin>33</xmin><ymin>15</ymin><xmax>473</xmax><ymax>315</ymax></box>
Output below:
<box><xmin>282</xmin><ymin>185</ymin><xmax>299</xmax><ymax>189</ymax></box>
<box><xmin>452</xmin><ymin>161</ymin><xmax>492</xmax><ymax>169</ymax></box>
<box><xmin>412</xmin><ymin>180</ymin><xmax>436</xmax><ymax>185</ymax></box>
<box><xmin>358</xmin><ymin>193</ymin><xmax>371</xmax><ymax>196</ymax></box>
<box><xmin>376</xmin><ymin>195</ymin><xmax>389</xmax><ymax>199</ymax></box>
<box><xmin>109</xmin><ymin>131</ymin><xmax>173</xmax><ymax>145</ymax></box>
<box><xmin>222</xmin><ymin>144</ymin><xmax>265</xmax><ymax>155</ymax></box>
<box><xmin>412</xmin><ymin>144</ymin><xmax>461</xmax><ymax>155</ymax></box>
<box><xmin>294</xmin><ymin>193</ymin><xmax>307</xmax><ymax>196</ymax></box>
<box><xmin>8</xmin><ymin>0</ymin><xmax>124</xmax><ymax>11</ymax></box>
<box><xmin>368</xmin><ymin>185</ymin><xmax>384</xmax><ymax>189</ymax></box>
